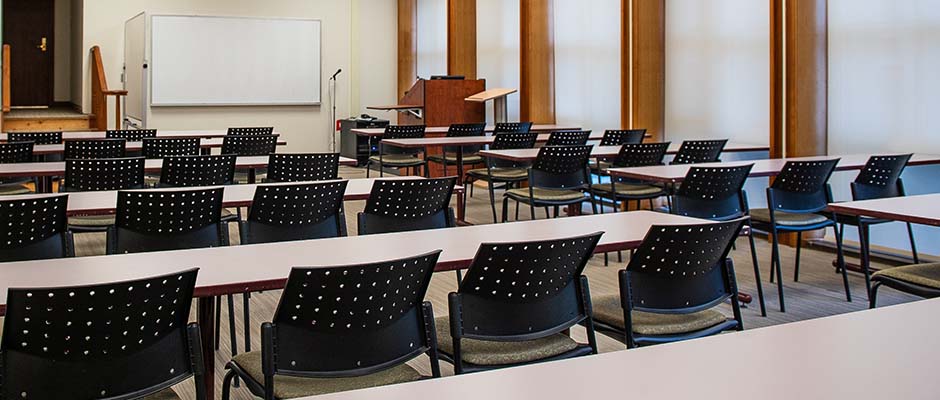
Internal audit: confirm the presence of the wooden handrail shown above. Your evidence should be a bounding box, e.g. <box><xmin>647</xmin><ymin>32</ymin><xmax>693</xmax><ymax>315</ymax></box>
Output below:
<box><xmin>2</xmin><ymin>45</ymin><xmax>10</xmax><ymax>113</ymax></box>
<box><xmin>90</xmin><ymin>45</ymin><xmax>127</xmax><ymax>131</ymax></box>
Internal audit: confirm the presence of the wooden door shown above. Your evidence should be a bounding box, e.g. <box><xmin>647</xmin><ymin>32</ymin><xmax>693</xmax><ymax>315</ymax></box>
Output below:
<box><xmin>3</xmin><ymin>0</ymin><xmax>54</xmax><ymax>107</ymax></box>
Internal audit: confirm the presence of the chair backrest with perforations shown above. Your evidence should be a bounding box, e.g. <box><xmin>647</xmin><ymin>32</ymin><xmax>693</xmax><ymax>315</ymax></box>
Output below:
<box><xmin>611</xmin><ymin>142</ymin><xmax>670</xmax><ymax>169</ymax></box>
<box><xmin>455</xmin><ymin>232</ymin><xmax>603</xmax><ymax>340</ymax></box>
<box><xmin>7</xmin><ymin>131</ymin><xmax>62</xmax><ymax>145</ymax></box>
<box><xmin>494</xmin><ymin>122</ymin><xmax>533</xmax><ymax>134</ymax></box>
<box><xmin>241</xmin><ymin>181</ymin><xmax>348</xmax><ymax>244</ymax></box>
<box><xmin>600</xmin><ymin>129</ymin><xmax>646</xmax><ymax>146</ymax></box>
<box><xmin>266</xmin><ymin>153</ymin><xmax>339</xmax><ymax>182</ymax></box>
<box><xmin>624</xmin><ymin>220</ymin><xmax>744</xmax><ymax>313</ymax></box>
<box><xmin>142</xmin><ymin>138</ymin><xmax>202</xmax><ymax>159</ymax></box>
<box><xmin>487</xmin><ymin>132</ymin><xmax>539</xmax><ymax>169</ymax></box>
<box><xmin>530</xmin><ymin>145</ymin><xmax>593</xmax><ymax>190</ymax></box>
<box><xmin>359</xmin><ymin>177</ymin><xmax>457</xmax><ymax>235</ymax></box>
<box><xmin>671</xmin><ymin>139</ymin><xmax>728</xmax><ymax>165</ymax></box>
<box><xmin>64</xmin><ymin>139</ymin><xmax>126</xmax><ymax>160</ymax></box>
<box><xmin>221</xmin><ymin>134</ymin><xmax>278</xmax><ymax>157</ymax></box>
<box><xmin>269</xmin><ymin>251</ymin><xmax>441</xmax><ymax>377</ymax></box>
<box><xmin>769</xmin><ymin>159</ymin><xmax>839</xmax><ymax>213</ymax></box>
<box><xmin>672</xmin><ymin>165</ymin><xmax>754</xmax><ymax>220</ymax></box>
<box><xmin>546</xmin><ymin>130</ymin><xmax>591</xmax><ymax>147</ymax></box>
<box><xmin>106</xmin><ymin>129</ymin><xmax>157</xmax><ymax>141</ymax></box>
<box><xmin>228</xmin><ymin>127</ymin><xmax>274</xmax><ymax>136</ymax></box>
<box><xmin>0</xmin><ymin>195</ymin><xmax>73</xmax><ymax>262</ymax></box>
<box><xmin>62</xmin><ymin>158</ymin><xmax>146</xmax><ymax>192</ymax></box>
<box><xmin>109</xmin><ymin>188</ymin><xmax>227</xmax><ymax>254</ymax></box>
<box><xmin>0</xmin><ymin>141</ymin><xmax>34</xmax><ymax>164</ymax></box>
<box><xmin>852</xmin><ymin>154</ymin><xmax>912</xmax><ymax>201</ymax></box>
<box><xmin>1</xmin><ymin>269</ymin><xmax>203</xmax><ymax>400</ymax></box>
<box><xmin>158</xmin><ymin>155</ymin><xmax>236</xmax><ymax>187</ymax></box>
<box><xmin>444</xmin><ymin>123</ymin><xmax>487</xmax><ymax>154</ymax></box>
<box><xmin>381</xmin><ymin>125</ymin><xmax>426</xmax><ymax>156</ymax></box>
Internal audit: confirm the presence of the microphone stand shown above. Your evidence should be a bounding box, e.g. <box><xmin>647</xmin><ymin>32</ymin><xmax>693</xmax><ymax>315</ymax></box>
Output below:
<box><xmin>329</xmin><ymin>74</ymin><xmax>338</xmax><ymax>153</ymax></box>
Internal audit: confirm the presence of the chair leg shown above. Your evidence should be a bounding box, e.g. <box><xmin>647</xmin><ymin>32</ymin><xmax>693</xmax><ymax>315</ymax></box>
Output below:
<box><xmin>747</xmin><ymin>232</ymin><xmax>767</xmax><ymax>317</ymax></box>
<box><xmin>858</xmin><ymin>222</ymin><xmax>873</xmax><ymax>298</ymax></box>
<box><xmin>227</xmin><ymin>294</ymin><xmax>240</xmax><ymax>387</ymax></box>
<box><xmin>869</xmin><ymin>282</ymin><xmax>882</xmax><ymax>309</ymax></box>
<box><xmin>530</xmin><ymin>202</ymin><xmax>537</xmax><ymax>221</ymax></box>
<box><xmin>770</xmin><ymin>228</ymin><xmax>786</xmax><ymax>312</ymax></box>
<box><xmin>906</xmin><ymin>222</ymin><xmax>920</xmax><ymax>264</ymax></box>
<box><xmin>488</xmin><ymin>181</ymin><xmax>498</xmax><ymax>224</ymax></box>
<box><xmin>794</xmin><ymin>231</ymin><xmax>802</xmax><ymax>282</ymax></box>
<box><xmin>243</xmin><ymin>293</ymin><xmax>251</xmax><ymax>352</ymax></box>
<box><xmin>604</xmin><ymin>252</ymin><xmax>609</xmax><ymax>266</ymax></box>
<box><xmin>515</xmin><ymin>201</ymin><xmax>520</xmax><ymax>220</ymax></box>
<box><xmin>501</xmin><ymin>197</ymin><xmax>511</xmax><ymax>223</ymax></box>
<box><xmin>365</xmin><ymin>160</ymin><xmax>371</xmax><ymax>178</ymax></box>
<box><xmin>455</xmin><ymin>270</ymin><xmax>463</xmax><ymax>285</ymax></box>
<box><xmin>834</xmin><ymin>223</ymin><xmax>852</xmax><ymax>302</ymax></box>
<box><xmin>221</xmin><ymin>370</ymin><xmax>237</xmax><ymax>400</ymax></box>
<box><xmin>214</xmin><ymin>296</ymin><xmax>221</xmax><ymax>350</ymax></box>
<box><xmin>836</xmin><ymin>223</ymin><xmax>845</xmax><ymax>273</ymax></box>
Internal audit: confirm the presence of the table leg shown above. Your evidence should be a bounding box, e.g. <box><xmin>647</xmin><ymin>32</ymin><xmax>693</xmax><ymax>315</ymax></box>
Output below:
<box><xmin>197</xmin><ymin>296</ymin><xmax>217</xmax><ymax>400</ymax></box>
<box><xmin>248</xmin><ymin>168</ymin><xmax>257</xmax><ymax>184</ymax></box>
<box><xmin>456</xmin><ymin>190</ymin><xmax>468</xmax><ymax>225</ymax></box>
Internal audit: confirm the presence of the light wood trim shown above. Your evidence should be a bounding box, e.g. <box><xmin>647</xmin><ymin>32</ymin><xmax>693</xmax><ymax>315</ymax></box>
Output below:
<box><xmin>90</xmin><ymin>46</ymin><xmax>127</xmax><ymax>131</ymax></box>
<box><xmin>520</xmin><ymin>0</ymin><xmax>556</xmax><ymax>124</ymax></box>
<box><xmin>447</xmin><ymin>0</ymin><xmax>477</xmax><ymax>79</ymax></box>
<box><xmin>466</xmin><ymin>88</ymin><xmax>517</xmax><ymax>102</ymax></box>
<box><xmin>769</xmin><ymin>0</ymin><xmax>783</xmax><ymax>158</ymax></box>
<box><xmin>398</xmin><ymin>0</ymin><xmax>418</xmax><ymax>100</ymax></box>
<box><xmin>620</xmin><ymin>0</ymin><xmax>629</xmax><ymax>129</ymax></box>
<box><xmin>2</xmin><ymin>45</ymin><xmax>10</xmax><ymax>113</ymax></box>
<box><xmin>784</xmin><ymin>0</ymin><xmax>828</xmax><ymax>157</ymax></box>
<box><xmin>627</xmin><ymin>0</ymin><xmax>665</xmax><ymax>141</ymax></box>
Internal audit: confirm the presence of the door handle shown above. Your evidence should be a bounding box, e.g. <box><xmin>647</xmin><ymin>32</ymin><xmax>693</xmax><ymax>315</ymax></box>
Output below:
<box><xmin>36</xmin><ymin>37</ymin><xmax>47</xmax><ymax>52</ymax></box>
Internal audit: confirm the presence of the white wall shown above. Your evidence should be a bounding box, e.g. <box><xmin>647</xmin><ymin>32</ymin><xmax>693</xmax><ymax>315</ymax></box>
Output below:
<box><xmin>416</xmin><ymin>0</ymin><xmax>446</xmax><ymax>78</ymax></box>
<box><xmin>477</xmin><ymin>0</ymin><xmax>520</xmax><ymax>123</ymax></box>
<box><xmin>350</xmin><ymin>0</ymin><xmax>397</xmax><ymax>117</ymax></box>
<box><xmin>53</xmin><ymin>0</ymin><xmax>71</xmax><ymax>102</ymax></box>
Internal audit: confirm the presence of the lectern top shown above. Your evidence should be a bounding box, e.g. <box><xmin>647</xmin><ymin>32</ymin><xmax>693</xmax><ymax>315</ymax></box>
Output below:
<box><xmin>466</xmin><ymin>88</ymin><xmax>518</xmax><ymax>102</ymax></box>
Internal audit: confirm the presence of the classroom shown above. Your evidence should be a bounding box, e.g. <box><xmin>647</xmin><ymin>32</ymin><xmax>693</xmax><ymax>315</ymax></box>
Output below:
<box><xmin>0</xmin><ymin>0</ymin><xmax>937</xmax><ymax>399</ymax></box>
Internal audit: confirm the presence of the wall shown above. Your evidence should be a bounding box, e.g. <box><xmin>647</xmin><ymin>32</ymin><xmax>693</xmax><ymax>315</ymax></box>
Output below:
<box><xmin>350</xmin><ymin>0</ymin><xmax>397</xmax><ymax>117</ymax></box>
<box><xmin>476</xmin><ymin>0</ymin><xmax>520</xmax><ymax>123</ymax></box>
<box><xmin>53</xmin><ymin>0</ymin><xmax>71</xmax><ymax>102</ymax></box>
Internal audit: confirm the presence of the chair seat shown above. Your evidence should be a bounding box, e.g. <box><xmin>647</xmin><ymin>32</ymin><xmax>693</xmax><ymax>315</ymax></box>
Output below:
<box><xmin>231</xmin><ymin>351</ymin><xmax>423</xmax><ymax>399</ymax></box>
<box><xmin>427</xmin><ymin>154</ymin><xmax>484</xmax><ymax>164</ymax></box>
<box><xmin>68</xmin><ymin>214</ymin><xmax>116</xmax><ymax>227</ymax></box>
<box><xmin>369</xmin><ymin>154</ymin><xmax>426</xmax><ymax>167</ymax></box>
<box><xmin>750</xmin><ymin>209</ymin><xmax>830</xmax><ymax>227</ymax></box>
<box><xmin>589</xmin><ymin>160</ymin><xmax>613</xmax><ymax>172</ymax></box>
<box><xmin>592</xmin><ymin>295</ymin><xmax>728</xmax><ymax>336</ymax></box>
<box><xmin>467</xmin><ymin>167</ymin><xmax>529</xmax><ymax>180</ymax></box>
<box><xmin>506</xmin><ymin>187</ymin><xmax>586</xmax><ymax>202</ymax></box>
<box><xmin>0</xmin><ymin>184</ymin><xmax>31</xmax><ymax>195</ymax></box>
<box><xmin>593</xmin><ymin>182</ymin><xmax>664</xmax><ymax>197</ymax></box>
<box><xmin>873</xmin><ymin>263</ymin><xmax>940</xmax><ymax>290</ymax></box>
<box><xmin>144</xmin><ymin>175</ymin><xmax>161</xmax><ymax>187</ymax></box>
<box><xmin>434</xmin><ymin>317</ymin><xmax>579</xmax><ymax>366</ymax></box>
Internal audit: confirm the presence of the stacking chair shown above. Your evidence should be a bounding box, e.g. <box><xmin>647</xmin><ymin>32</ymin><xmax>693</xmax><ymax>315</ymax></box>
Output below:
<box><xmin>0</xmin><ymin>194</ymin><xmax>73</xmax><ymax>262</ymax></box>
<box><xmin>670</xmin><ymin>164</ymin><xmax>766</xmax><ymax>316</ymax></box>
<box><xmin>221</xmin><ymin>251</ymin><xmax>443</xmax><ymax>400</ymax></box>
<box><xmin>502</xmin><ymin>145</ymin><xmax>596</xmax><ymax>222</ymax></box>
<box><xmin>157</xmin><ymin>154</ymin><xmax>237</xmax><ymax>188</ymax></box>
<box><xmin>670</xmin><ymin>139</ymin><xmax>728</xmax><ymax>165</ymax></box>
<box><xmin>466</xmin><ymin>132</ymin><xmax>539</xmax><ymax>223</ymax></box>
<box><xmin>0</xmin><ymin>141</ymin><xmax>35</xmax><ymax>195</ymax></box>
<box><xmin>426</xmin><ymin>123</ymin><xmax>487</xmax><ymax>176</ymax></box>
<box><xmin>599</xmin><ymin>129</ymin><xmax>646</xmax><ymax>146</ymax></box>
<box><xmin>61</xmin><ymin>157</ymin><xmax>146</xmax><ymax>232</ymax></box>
<box><xmin>366</xmin><ymin>125</ymin><xmax>428</xmax><ymax>178</ymax></box>
<box><xmin>222</xmin><ymin>134</ymin><xmax>279</xmax><ymax>184</ymax></box>
<box><xmin>358</xmin><ymin>177</ymin><xmax>457</xmax><ymax>235</ymax></box>
<box><xmin>64</xmin><ymin>138</ymin><xmax>126</xmax><ymax>159</ymax></box>
<box><xmin>494</xmin><ymin>121</ymin><xmax>534</xmax><ymax>134</ymax></box>
<box><xmin>228</xmin><ymin>126</ymin><xmax>274</xmax><ymax>136</ymax></box>
<box><xmin>0</xmin><ymin>269</ymin><xmax>207</xmax><ymax>400</ymax></box>
<box><xmin>239</xmin><ymin>181</ymin><xmax>348</xmax><ymax>244</ymax></box>
<box><xmin>7</xmin><ymin>131</ymin><xmax>63</xmax><ymax>145</ymax></box>
<box><xmin>592</xmin><ymin>220</ymin><xmax>745</xmax><ymax>348</ymax></box>
<box><xmin>437</xmin><ymin>233</ymin><xmax>602</xmax><ymax>374</ymax></box>
<box><xmin>749</xmin><ymin>159</ymin><xmax>848</xmax><ymax>312</ymax></box>
<box><xmin>143</xmin><ymin>137</ymin><xmax>202</xmax><ymax>159</ymax></box>
<box><xmin>593</xmin><ymin>142</ymin><xmax>671</xmax><ymax>211</ymax></box>
<box><xmin>265</xmin><ymin>153</ymin><xmax>340</xmax><ymax>182</ymax></box>
<box><xmin>106</xmin><ymin>128</ymin><xmax>158</xmax><ymax>141</ymax></box>
<box><xmin>545</xmin><ymin>130</ymin><xmax>591</xmax><ymax>146</ymax></box>
<box><xmin>870</xmin><ymin>264</ymin><xmax>940</xmax><ymax>308</ymax></box>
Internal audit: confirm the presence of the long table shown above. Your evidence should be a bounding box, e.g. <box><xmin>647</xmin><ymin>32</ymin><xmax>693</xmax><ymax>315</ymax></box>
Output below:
<box><xmin>30</xmin><ymin>137</ymin><xmax>289</xmax><ymax>156</ymax></box>
<box><xmin>0</xmin><ymin>129</ymin><xmax>279</xmax><ymax>141</ymax></box>
<box><xmin>307</xmin><ymin>297</ymin><xmax>940</xmax><ymax>400</ymax></box>
<box><xmin>478</xmin><ymin>142</ymin><xmax>770</xmax><ymax>162</ymax></box>
<box><xmin>828</xmin><ymin>193</ymin><xmax>940</xmax><ymax>227</ymax></box>
<box><xmin>0</xmin><ymin>210</ymin><xmax>707</xmax><ymax>398</ymax></box>
<box><xmin>350</xmin><ymin>124</ymin><xmax>584</xmax><ymax>137</ymax></box>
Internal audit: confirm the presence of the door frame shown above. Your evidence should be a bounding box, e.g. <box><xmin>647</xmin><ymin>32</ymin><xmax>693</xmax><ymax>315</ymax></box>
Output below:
<box><xmin>3</xmin><ymin>0</ymin><xmax>55</xmax><ymax>107</ymax></box>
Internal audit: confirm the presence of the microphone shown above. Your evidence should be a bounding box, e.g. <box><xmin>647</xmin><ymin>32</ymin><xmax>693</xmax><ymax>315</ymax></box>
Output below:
<box><xmin>331</xmin><ymin>69</ymin><xmax>342</xmax><ymax>80</ymax></box>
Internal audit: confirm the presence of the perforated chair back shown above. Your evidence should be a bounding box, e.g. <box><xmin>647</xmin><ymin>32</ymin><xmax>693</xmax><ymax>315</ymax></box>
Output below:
<box><xmin>106</xmin><ymin>129</ymin><xmax>157</xmax><ymax>141</ymax></box>
<box><xmin>0</xmin><ymin>269</ymin><xmax>205</xmax><ymax>400</ymax></box>
<box><xmin>672</xmin><ymin>164</ymin><xmax>754</xmax><ymax>220</ymax></box>
<box><xmin>852</xmin><ymin>154</ymin><xmax>912</xmax><ymax>201</ymax></box>
<box><xmin>228</xmin><ymin>127</ymin><xmax>274</xmax><ymax>136</ymax></box>
<box><xmin>62</xmin><ymin>158</ymin><xmax>146</xmax><ymax>192</ymax></box>
<box><xmin>599</xmin><ymin>129</ymin><xmax>646</xmax><ymax>146</ymax></box>
<box><xmin>381</xmin><ymin>125</ymin><xmax>426</xmax><ymax>156</ymax></box>
<box><xmin>546</xmin><ymin>130</ymin><xmax>591</xmax><ymax>147</ymax></box>
<box><xmin>624</xmin><ymin>219</ymin><xmax>745</xmax><ymax>313</ymax></box>
<box><xmin>487</xmin><ymin>132</ymin><xmax>539</xmax><ymax>169</ymax></box>
<box><xmin>358</xmin><ymin>177</ymin><xmax>457</xmax><ymax>235</ymax></box>
<box><xmin>0</xmin><ymin>195</ymin><xmax>73</xmax><ymax>262</ymax></box>
<box><xmin>7</xmin><ymin>131</ymin><xmax>62</xmax><ymax>145</ymax></box>
<box><xmin>443</xmin><ymin>123</ymin><xmax>487</xmax><ymax>154</ymax></box>
<box><xmin>64</xmin><ymin>139</ymin><xmax>126</xmax><ymax>160</ymax></box>
<box><xmin>221</xmin><ymin>134</ymin><xmax>278</xmax><ymax>156</ymax></box>
<box><xmin>671</xmin><ymin>139</ymin><xmax>728</xmax><ymax>165</ymax></box>
<box><xmin>266</xmin><ymin>153</ymin><xmax>339</xmax><ymax>182</ymax></box>
<box><xmin>241</xmin><ymin>181</ymin><xmax>348</xmax><ymax>244</ymax></box>
<box><xmin>142</xmin><ymin>137</ymin><xmax>201</xmax><ymax>159</ymax></box>
<box><xmin>611</xmin><ymin>142</ymin><xmax>671</xmax><ymax>168</ymax></box>
<box><xmin>0</xmin><ymin>141</ymin><xmax>34</xmax><ymax>163</ymax></box>
<box><xmin>494</xmin><ymin>122</ymin><xmax>533</xmax><ymax>134</ymax></box>
<box><xmin>109</xmin><ymin>188</ymin><xmax>227</xmax><ymax>254</ymax></box>
<box><xmin>158</xmin><ymin>155</ymin><xmax>237</xmax><ymax>187</ymax></box>
<box><xmin>769</xmin><ymin>159</ymin><xmax>839</xmax><ymax>213</ymax></box>
<box><xmin>530</xmin><ymin>145</ymin><xmax>593</xmax><ymax>190</ymax></box>
<box><xmin>268</xmin><ymin>251</ymin><xmax>441</xmax><ymax>378</ymax></box>
<box><xmin>455</xmin><ymin>232</ymin><xmax>603</xmax><ymax>340</ymax></box>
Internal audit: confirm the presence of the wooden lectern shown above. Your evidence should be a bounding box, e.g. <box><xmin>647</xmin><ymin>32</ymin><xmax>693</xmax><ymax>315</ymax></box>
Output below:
<box><xmin>375</xmin><ymin>78</ymin><xmax>486</xmax><ymax>126</ymax></box>
<box><xmin>466</xmin><ymin>88</ymin><xmax>517</xmax><ymax>123</ymax></box>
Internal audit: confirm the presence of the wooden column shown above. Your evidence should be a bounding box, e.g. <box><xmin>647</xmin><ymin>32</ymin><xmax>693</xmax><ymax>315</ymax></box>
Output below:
<box><xmin>785</xmin><ymin>0</ymin><xmax>827</xmax><ymax>157</ymax></box>
<box><xmin>398</xmin><ymin>0</ymin><xmax>418</xmax><ymax>100</ymax></box>
<box><xmin>769</xmin><ymin>0</ymin><xmax>783</xmax><ymax>158</ymax></box>
<box><xmin>622</xmin><ymin>0</ymin><xmax>665</xmax><ymax>141</ymax></box>
<box><xmin>447</xmin><ymin>0</ymin><xmax>477</xmax><ymax>79</ymax></box>
<box><xmin>520</xmin><ymin>0</ymin><xmax>555</xmax><ymax>124</ymax></box>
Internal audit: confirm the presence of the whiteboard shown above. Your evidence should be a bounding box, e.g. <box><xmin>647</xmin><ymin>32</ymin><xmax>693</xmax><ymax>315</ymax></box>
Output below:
<box><xmin>124</xmin><ymin>12</ymin><xmax>147</xmax><ymax>121</ymax></box>
<box><xmin>150</xmin><ymin>15</ymin><xmax>321</xmax><ymax>106</ymax></box>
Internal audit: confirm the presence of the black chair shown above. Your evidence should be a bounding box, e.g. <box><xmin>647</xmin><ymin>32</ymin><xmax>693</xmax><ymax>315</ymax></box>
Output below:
<box><xmin>599</xmin><ymin>129</ymin><xmax>646</xmax><ymax>146</ymax></box>
<box><xmin>106</xmin><ymin>128</ymin><xmax>158</xmax><ymax>141</ymax></box>
<box><xmin>438</xmin><ymin>232</ymin><xmax>602</xmax><ymax>374</ymax></box>
<box><xmin>593</xmin><ymin>220</ymin><xmax>745</xmax><ymax>348</ymax></box>
<box><xmin>670</xmin><ymin>164</ymin><xmax>766</xmax><ymax>316</ymax></box>
<box><xmin>0</xmin><ymin>141</ymin><xmax>35</xmax><ymax>195</ymax></box>
<box><xmin>546</xmin><ymin>130</ymin><xmax>591</xmax><ymax>147</ymax></box>
<box><xmin>143</xmin><ymin>137</ymin><xmax>202</xmax><ymax>158</ymax></box>
<box><xmin>64</xmin><ymin>138</ymin><xmax>126</xmax><ymax>160</ymax></box>
<box><xmin>240</xmin><ymin>181</ymin><xmax>348</xmax><ymax>244</ymax></box>
<box><xmin>494</xmin><ymin>122</ymin><xmax>534</xmax><ymax>133</ymax></box>
<box><xmin>426</xmin><ymin>123</ymin><xmax>487</xmax><ymax>176</ymax></box>
<box><xmin>158</xmin><ymin>155</ymin><xmax>237</xmax><ymax>188</ymax></box>
<box><xmin>502</xmin><ymin>145</ymin><xmax>596</xmax><ymax>222</ymax></box>
<box><xmin>0</xmin><ymin>194</ymin><xmax>73</xmax><ymax>262</ymax></box>
<box><xmin>265</xmin><ymin>153</ymin><xmax>340</xmax><ymax>182</ymax></box>
<box><xmin>228</xmin><ymin>127</ymin><xmax>274</xmax><ymax>136</ymax></box>
<box><xmin>670</xmin><ymin>139</ymin><xmax>728</xmax><ymax>165</ymax></box>
<box><xmin>869</xmin><ymin>263</ymin><xmax>940</xmax><ymax>308</ymax></box>
<box><xmin>466</xmin><ymin>132</ymin><xmax>540</xmax><ymax>223</ymax></box>
<box><xmin>7</xmin><ymin>131</ymin><xmax>63</xmax><ymax>145</ymax></box>
<box><xmin>0</xmin><ymin>269</ymin><xmax>207</xmax><ymax>400</ymax></box>
<box><xmin>61</xmin><ymin>157</ymin><xmax>146</xmax><ymax>232</ymax></box>
<box><xmin>222</xmin><ymin>134</ymin><xmax>279</xmax><ymax>156</ymax></box>
<box><xmin>749</xmin><ymin>159</ymin><xmax>848</xmax><ymax>312</ymax></box>
<box><xmin>593</xmin><ymin>142</ymin><xmax>671</xmax><ymax>212</ymax></box>
<box><xmin>358</xmin><ymin>177</ymin><xmax>457</xmax><ymax>235</ymax></box>
<box><xmin>220</xmin><ymin>251</ymin><xmax>443</xmax><ymax>400</ymax></box>
<box><xmin>366</xmin><ymin>125</ymin><xmax>428</xmax><ymax>178</ymax></box>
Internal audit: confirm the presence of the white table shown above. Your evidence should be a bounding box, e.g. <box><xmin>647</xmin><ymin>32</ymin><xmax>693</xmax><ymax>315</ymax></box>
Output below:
<box><xmin>478</xmin><ymin>142</ymin><xmax>770</xmax><ymax>162</ymax></box>
<box><xmin>0</xmin><ymin>129</ymin><xmax>279</xmax><ymax>141</ymax></box>
<box><xmin>30</xmin><ymin>137</ymin><xmax>288</xmax><ymax>156</ymax></box>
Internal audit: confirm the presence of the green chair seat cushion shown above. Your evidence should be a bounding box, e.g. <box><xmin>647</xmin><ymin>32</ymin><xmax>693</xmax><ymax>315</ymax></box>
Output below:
<box><xmin>369</xmin><ymin>154</ymin><xmax>426</xmax><ymax>166</ymax></box>
<box><xmin>427</xmin><ymin>154</ymin><xmax>484</xmax><ymax>164</ymax></box>
<box><xmin>592</xmin><ymin>295</ymin><xmax>728</xmax><ymax>336</ymax></box>
<box><xmin>873</xmin><ymin>263</ymin><xmax>940</xmax><ymax>290</ymax></box>
<box><xmin>506</xmin><ymin>187</ymin><xmax>586</xmax><ymax>202</ymax></box>
<box><xmin>749</xmin><ymin>209</ymin><xmax>830</xmax><ymax>227</ymax></box>
<box><xmin>231</xmin><ymin>351</ymin><xmax>423</xmax><ymax>399</ymax></box>
<box><xmin>434</xmin><ymin>317</ymin><xmax>579</xmax><ymax>366</ymax></box>
<box><xmin>68</xmin><ymin>214</ymin><xmax>116</xmax><ymax>227</ymax></box>
<box><xmin>466</xmin><ymin>167</ymin><xmax>529</xmax><ymax>180</ymax></box>
<box><xmin>593</xmin><ymin>182</ymin><xmax>664</xmax><ymax>196</ymax></box>
<box><xmin>0</xmin><ymin>184</ymin><xmax>31</xmax><ymax>195</ymax></box>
